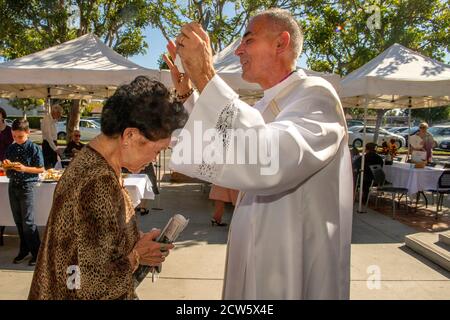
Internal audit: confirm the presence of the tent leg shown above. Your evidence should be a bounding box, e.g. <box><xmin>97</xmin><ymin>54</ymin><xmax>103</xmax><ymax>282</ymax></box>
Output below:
<box><xmin>357</xmin><ymin>96</ymin><xmax>368</xmax><ymax>213</ymax></box>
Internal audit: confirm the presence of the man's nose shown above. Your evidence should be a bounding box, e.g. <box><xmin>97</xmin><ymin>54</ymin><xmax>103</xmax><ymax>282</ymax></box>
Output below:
<box><xmin>234</xmin><ymin>42</ymin><xmax>244</xmax><ymax>56</ymax></box>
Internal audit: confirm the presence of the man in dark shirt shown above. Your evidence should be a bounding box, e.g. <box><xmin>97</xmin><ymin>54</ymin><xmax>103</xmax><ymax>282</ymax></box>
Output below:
<box><xmin>63</xmin><ymin>129</ymin><xmax>84</xmax><ymax>158</ymax></box>
<box><xmin>354</xmin><ymin>142</ymin><xmax>384</xmax><ymax>203</ymax></box>
<box><xmin>4</xmin><ymin>119</ymin><xmax>44</xmax><ymax>266</ymax></box>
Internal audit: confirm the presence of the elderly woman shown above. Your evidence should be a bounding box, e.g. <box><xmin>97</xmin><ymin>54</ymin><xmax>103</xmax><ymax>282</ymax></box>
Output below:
<box><xmin>28</xmin><ymin>76</ymin><xmax>188</xmax><ymax>299</ymax></box>
<box><xmin>411</xmin><ymin>122</ymin><xmax>436</xmax><ymax>163</ymax></box>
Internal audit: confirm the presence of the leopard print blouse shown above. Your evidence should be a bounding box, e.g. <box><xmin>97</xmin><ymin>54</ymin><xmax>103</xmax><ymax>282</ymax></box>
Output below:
<box><xmin>28</xmin><ymin>145</ymin><xmax>139</xmax><ymax>300</ymax></box>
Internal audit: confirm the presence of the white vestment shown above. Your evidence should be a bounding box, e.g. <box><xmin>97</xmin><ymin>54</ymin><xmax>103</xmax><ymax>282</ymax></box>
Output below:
<box><xmin>170</xmin><ymin>70</ymin><xmax>353</xmax><ymax>299</ymax></box>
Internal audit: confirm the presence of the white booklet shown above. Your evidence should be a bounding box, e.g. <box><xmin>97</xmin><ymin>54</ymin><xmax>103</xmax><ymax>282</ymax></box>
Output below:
<box><xmin>133</xmin><ymin>214</ymin><xmax>189</xmax><ymax>287</ymax></box>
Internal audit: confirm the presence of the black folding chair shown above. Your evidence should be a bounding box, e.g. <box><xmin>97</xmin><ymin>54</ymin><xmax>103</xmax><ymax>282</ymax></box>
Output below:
<box><xmin>420</xmin><ymin>170</ymin><xmax>450</xmax><ymax>220</ymax></box>
<box><xmin>366</xmin><ymin>165</ymin><xmax>409</xmax><ymax>219</ymax></box>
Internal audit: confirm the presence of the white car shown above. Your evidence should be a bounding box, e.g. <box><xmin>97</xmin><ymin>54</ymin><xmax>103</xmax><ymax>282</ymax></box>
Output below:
<box><xmin>348</xmin><ymin>126</ymin><xmax>406</xmax><ymax>148</ymax></box>
<box><xmin>56</xmin><ymin>119</ymin><xmax>101</xmax><ymax>140</ymax></box>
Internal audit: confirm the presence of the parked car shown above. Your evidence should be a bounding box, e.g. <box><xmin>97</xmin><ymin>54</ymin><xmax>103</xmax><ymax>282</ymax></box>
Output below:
<box><xmin>397</xmin><ymin>126</ymin><xmax>419</xmax><ymax>146</ymax></box>
<box><xmin>56</xmin><ymin>119</ymin><xmax>101</xmax><ymax>140</ymax></box>
<box><xmin>439</xmin><ymin>139</ymin><xmax>450</xmax><ymax>150</ymax></box>
<box><xmin>428</xmin><ymin>126</ymin><xmax>450</xmax><ymax>148</ymax></box>
<box><xmin>84</xmin><ymin>116</ymin><xmax>101</xmax><ymax>126</ymax></box>
<box><xmin>348</xmin><ymin>126</ymin><xmax>406</xmax><ymax>148</ymax></box>
<box><xmin>347</xmin><ymin>120</ymin><xmax>364</xmax><ymax>128</ymax></box>
<box><xmin>386</xmin><ymin>126</ymin><xmax>408</xmax><ymax>134</ymax></box>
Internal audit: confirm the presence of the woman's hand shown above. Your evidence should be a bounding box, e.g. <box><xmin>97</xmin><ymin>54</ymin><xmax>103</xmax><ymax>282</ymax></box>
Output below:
<box><xmin>131</xmin><ymin>229</ymin><xmax>174</xmax><ymax>267</ymax></box>
<box><xmin>163</xmin><ymin>40</ymin><xmax>193</xmax><ymax>98</ymax></box>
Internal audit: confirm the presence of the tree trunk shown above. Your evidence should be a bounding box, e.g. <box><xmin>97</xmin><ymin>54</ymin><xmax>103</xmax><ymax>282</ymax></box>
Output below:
<box><xmin>373</xmin><ymin>109</ymin><xmax>387</xmax><ymax>144</ymax></box>
<box><xmin>67</xmin><ymin>100</ymin><xmax>81</xmax><ymax>143</ymax></box>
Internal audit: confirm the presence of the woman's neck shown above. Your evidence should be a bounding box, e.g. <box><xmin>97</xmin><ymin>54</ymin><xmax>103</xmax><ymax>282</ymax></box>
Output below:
<box><xmin>89</xmin><ymin>134</ymin><xmax>123</xmax><ymax>177</ymax></box>
<box><xmin>0</xmin><ymin>121</ymin><xmax>6</xmax><ymax>131</ymax></box>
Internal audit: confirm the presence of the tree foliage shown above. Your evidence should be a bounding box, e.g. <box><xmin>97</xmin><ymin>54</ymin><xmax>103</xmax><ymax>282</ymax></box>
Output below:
<box><xmin>300</xmin><ymin>0</ymin><xmax>450</xmax><ymax>76</ymax></box>
<box><xmin>9</xmin><ymin>98</ymin><xmax>45</xmax><ymax>117</ymax></box>
<box><xmin>402</xmin><ymin>106</ymin><xmax>450</xmax><ymax>126</ymax></box>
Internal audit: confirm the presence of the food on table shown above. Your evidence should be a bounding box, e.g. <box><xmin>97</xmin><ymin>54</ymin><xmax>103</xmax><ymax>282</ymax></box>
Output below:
<box><xmin>41</xmin><ymin>169</ymin><xmax>64</xmax><ymax>181</ymax></box>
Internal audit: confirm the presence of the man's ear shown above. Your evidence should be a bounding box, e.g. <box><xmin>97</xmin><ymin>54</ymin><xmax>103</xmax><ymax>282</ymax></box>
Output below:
<box><xmin>276</xmin><ymin>31</ymin><xmax>291</xmax><ymax>54</ymax></box>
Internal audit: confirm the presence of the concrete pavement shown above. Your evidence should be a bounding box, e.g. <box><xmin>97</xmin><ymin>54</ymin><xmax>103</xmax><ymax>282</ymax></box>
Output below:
<box><xmin>0</xmin><ymin>182</ymin><xmax>449</xmax><ymax>299</ymax></box>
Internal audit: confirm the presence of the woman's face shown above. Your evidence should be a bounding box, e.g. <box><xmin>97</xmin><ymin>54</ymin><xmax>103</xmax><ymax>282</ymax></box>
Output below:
<box><xmin>121</xmin><ymin>128</ymin><xmax>170</xmax><ymax>173</ymax></box>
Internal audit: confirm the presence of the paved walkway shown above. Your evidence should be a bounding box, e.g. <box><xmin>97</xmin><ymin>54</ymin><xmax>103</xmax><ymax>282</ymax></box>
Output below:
<box><xmin>0</xmin><ymin>182</ymin><xmax>449</xmax><ymax>299</ymax></box>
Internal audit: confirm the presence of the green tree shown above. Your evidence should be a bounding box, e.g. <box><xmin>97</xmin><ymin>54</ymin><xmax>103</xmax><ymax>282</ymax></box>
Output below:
<box><xmin>300</xmin><ymin>0</ymin><xmax>450</xmax><ymax>75</ymax></box>
<box><xmin>9</xmin><ymin>98</ymin><xmax>45</xmax><ymax>118</ymax></box>
<box><xmin>402</xmin><ymin>106</ymin><xmax>450</xmax><ymax>126</ymax></box>
<box><xmin>298</xmin><ymin>0</ymin><xmax>449</xmax><ymax>142</ymax></box>
<box><xmin>0</xmin><ymin>0</ymin><xmax>180</xmax><ymax>141</ymax></box>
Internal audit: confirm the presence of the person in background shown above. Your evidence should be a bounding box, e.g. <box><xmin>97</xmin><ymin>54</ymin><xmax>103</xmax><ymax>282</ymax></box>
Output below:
<box><xmin>411</xmin><ymin>122</ymin><xmax>436</xmax><ymax>163</ymax></box>
<box><xmin>0</xmin><ymin>107</ymin><xmax>13</xmax><ymax>162</ymax></box>
<box><xmin>41</xmin><ymin>104</ymin><xmax>63</xmax><ymax>169</ymax></box>
<box><xmin>4</xmin><ymin>119</ymin><xmax>44</xmax><ymax>266</ymax></box>
<box><xmin>64</xmin><ymin>129</ymin><xmax>84</xmax><ymax>158</ymax></box>
<box><xmin>209</xmin><ymin>185</ymin><xmax>239</xmax><ymax>226</ymax></box>
<box><xmin>354</xmin><ymin>142</ymin><xmax>384</xmax><ymax>203</ymax></box>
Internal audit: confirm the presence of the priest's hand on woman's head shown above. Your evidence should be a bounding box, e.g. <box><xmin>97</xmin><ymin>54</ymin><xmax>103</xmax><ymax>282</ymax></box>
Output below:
<box><xmin>175</xmin><ymin>22</ymin><xmax>216</xmax><ymax>93</ymax></box>
<box><xmin>163</xmin><ymin>40</ymin><xmax>193</xmax><ymax>98</ymax></box>
<box><xmin>132</xmin><ymin>229</ymin><xmax>174</xmax><ymax>266</ymax></box>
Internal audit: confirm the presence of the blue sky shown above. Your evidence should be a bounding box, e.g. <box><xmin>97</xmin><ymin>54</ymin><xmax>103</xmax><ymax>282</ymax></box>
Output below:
<box><xmin>129</xmin><ymin>25</ymin><xmax>308</xmax><ymax>70</ymax></box>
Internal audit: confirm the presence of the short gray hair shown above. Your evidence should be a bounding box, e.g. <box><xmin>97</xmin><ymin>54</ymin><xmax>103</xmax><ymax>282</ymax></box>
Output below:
<box><xmin>51</xmin><ymin>104</ymin><xmax>63</xmax><ymax>114</ymax></box>
<box><xmin>253</xmin><ymin>8</ymin><xmax>303</xmax><ymax>60</ymax></box>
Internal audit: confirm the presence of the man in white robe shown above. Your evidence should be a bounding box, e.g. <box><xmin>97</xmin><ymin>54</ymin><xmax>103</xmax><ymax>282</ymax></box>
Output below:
<box><xmin>165</xmin><ymin>8</ymin><xmax>353</xmax><ymax>299</ymax></box>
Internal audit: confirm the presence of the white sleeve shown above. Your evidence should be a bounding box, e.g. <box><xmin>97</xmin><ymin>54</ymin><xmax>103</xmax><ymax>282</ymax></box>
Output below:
<box><xmin>182</xmin><ymin>90</ymin><xmax>199</xmax><ymax>114</ymax></box>
<box><xmin>169</xmin><ymin>75</ymin><xmax>346</xmax><ymax>195</ymax></box>
<box><xmin>41</xmin><ymin>116</ymin><xmax>58</xmax><ymax>151</ymax></box>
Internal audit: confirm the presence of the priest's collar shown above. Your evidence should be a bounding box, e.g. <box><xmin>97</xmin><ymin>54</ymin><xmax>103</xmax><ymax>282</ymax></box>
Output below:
<box><xmin>255</xmin><ymin>69</ymin><xmax>307</xmax><ymax>113</ymax></box>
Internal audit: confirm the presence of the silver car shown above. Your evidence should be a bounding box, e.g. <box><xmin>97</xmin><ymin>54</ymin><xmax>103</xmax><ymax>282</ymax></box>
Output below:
<box><xmin>428</xmin><ymin>126</ymin><xmax>450</xmax><ymax>148</ymax></box>
<box><xmin>56</xmin><ymin>119</ymin><xmax>101</xmax><ymax>140</ymax></box>
<box><xmin>348</xmin><ymin>126</ymin><xmax>406</xmax><ymax>148</ymax></box>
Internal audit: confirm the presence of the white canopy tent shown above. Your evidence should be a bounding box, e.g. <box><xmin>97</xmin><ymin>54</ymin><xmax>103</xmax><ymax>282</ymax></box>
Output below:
<box><xmin>0</xmin><ymin>33</ymin><xmax>160</xmax><ymax>100</ymax></box>
<box><xmin>340</xmin><ymin>43</ymin><xmax>450</xmax><ymax>212</ymax></box>
<box><xmin>160</xmin><ymin>38</ymin><xmax>342</xmax><ymax>99</ymax></box>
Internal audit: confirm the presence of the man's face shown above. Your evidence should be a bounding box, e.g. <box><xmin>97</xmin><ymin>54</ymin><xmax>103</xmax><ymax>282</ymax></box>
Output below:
<box><xmin>72</xmin><ymin>131</ymin><xmax>81</xmax><ymax>143</ymax></box>
<box><xmin>234</xmin><ymin>17</ymin><xmax>278</xmax><ymax>85</ymax></box>
<box><xmin>12</xmin><ymin>130</ymin><xmax>29</xmax><ymax>145</ymax></box>
<box><xmin>52</xmin><ymin>110</ymin><xmax>62</xmax><ymax>120</ymax></box>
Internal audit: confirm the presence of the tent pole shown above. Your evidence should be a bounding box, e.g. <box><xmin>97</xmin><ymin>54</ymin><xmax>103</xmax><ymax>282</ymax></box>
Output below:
<box><xmin>46</xmin><ymin>87</ymin><xmax>51</xmax><ymax>114</ymax></box>
<box><xmin>357</xmin><ymin>96</ymin><xmax>368</xmax><ymax>213</ymax></box>
<box><xmin>407</xmin><ymin>97</ymin><xmax>412</xmax><ymax>161</ymax></box>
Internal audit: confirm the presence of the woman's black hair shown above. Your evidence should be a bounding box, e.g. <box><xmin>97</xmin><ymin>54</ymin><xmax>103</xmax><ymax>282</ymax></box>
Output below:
<box><xmin>101</xmin><ymin>76</ymin><xmax>188</xmax><ymax>141</ymax></box>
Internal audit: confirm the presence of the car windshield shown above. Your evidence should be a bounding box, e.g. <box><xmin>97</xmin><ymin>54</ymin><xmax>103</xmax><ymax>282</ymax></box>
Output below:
<box><xmin>427</xmin><ymin>127</ymin><xmax>439</xmax><ymax>135</ymax></box>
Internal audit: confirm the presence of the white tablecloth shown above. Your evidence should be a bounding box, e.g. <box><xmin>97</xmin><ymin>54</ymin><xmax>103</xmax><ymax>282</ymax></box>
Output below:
<box><xmin>383</xmin><ymin>162</ymin><xmax>445</xmax><ymax>195</ymax></box>
<box><xmin>0</xmin><ymin>174</ymin><xmax>154</xmax><ymax>226</ymax></box>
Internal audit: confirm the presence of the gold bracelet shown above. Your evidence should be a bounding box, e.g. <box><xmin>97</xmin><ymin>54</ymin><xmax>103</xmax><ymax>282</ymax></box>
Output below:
<box><xmin>176</xmin><ymin>88</ymin><xmax>194</xmax><ymax>100</ymax></box>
